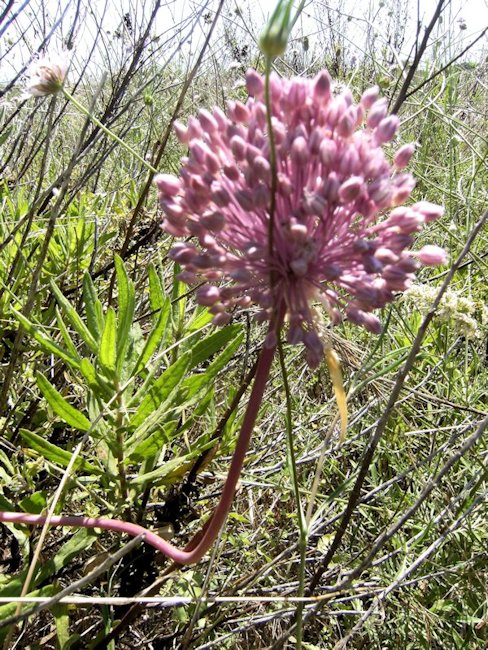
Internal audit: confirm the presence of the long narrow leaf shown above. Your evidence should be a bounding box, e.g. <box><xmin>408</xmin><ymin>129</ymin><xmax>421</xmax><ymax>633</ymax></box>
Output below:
<box><xmin>114</xmin><ymin>255</ymin><xmax>135</xmax><ymax>372</ymax></box>
<box><xmin>130</xmin><ymin>297</ymin><xmax>171</xmax><ymax>377</ymax></box>
<box><xmin>186</xmin><ymin>324</ymin><xmax>242</xmax><ymax>369</ymax></box>
<box><xmin>82</xmin><ymin>272</ymin><xmax>104</xmax><ymax>339</ymax></box>
<box><xmin>36</xmin><ymin>372</ymin><xmax>91</xmax><ymax>432</ymax></box>
<box><xmin>129</xmin><ymin>352</ymin><xmax>191</xmax><ymax>430</ymax></box>
<box><xmin>19</xmin><ymin>429</ymin><xmax>99</xmax><ymax>474</ymax></box>
<box><xmin>11</xmin><ymin>308</ymin><xmax>80</xmax><ymax>370</ymax></box>
<box><xmin>129</xmin><ymin>420</ymin><xmax>178</xmax><ymax>462</ymax></box>
<box><xmin>148</xmin><ymin>263</ymin><xmax>164</xmax><ymax>321</ymax></box>
<box><xmin>55</xmin><ymin>308</ymin><xmax>80</xmax><ymax>360</ymax></box>
<box><xmin>98</xmin><ymin>306</ymin><xmax>117</xmax><ymax>375</ymax></box>
<box><xmin>50</xmin><ymin>281</ymin><xmax>98</xmax><ymax>353</ymax></box>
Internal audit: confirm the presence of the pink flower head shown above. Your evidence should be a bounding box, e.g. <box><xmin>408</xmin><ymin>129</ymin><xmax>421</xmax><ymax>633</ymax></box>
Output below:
<box><xmin>155</xmin><ymin>69</ymin><xmax>445</xmax><ymax>367</ymax></box>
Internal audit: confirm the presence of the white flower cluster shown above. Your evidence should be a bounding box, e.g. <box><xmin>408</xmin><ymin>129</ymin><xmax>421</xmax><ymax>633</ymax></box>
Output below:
<box><xmin>404</xmin><ymin>284</ymin><xmax>486</xmax><ymax>339</ymax></box>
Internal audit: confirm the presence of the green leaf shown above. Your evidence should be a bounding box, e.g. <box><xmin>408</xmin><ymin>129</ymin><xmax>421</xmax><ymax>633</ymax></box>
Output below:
<box><xmin>187</xmin><ymin>307</ymin><xmax>214</xmax><ymax>332</ymax></box>
<box><xmin>37</xmin><ymin>528</ymin><xmax>98</xmax><ymax>583</ymax></box>
<box><xmin>187</xmin><ymin>324</ymin><xmax>242</xmax><ymax>368</ymax></box>
<box><xmin>0</xmin><ymin>586</ymin><xmax>56</xmax><ymax>643</ymax></box>
<box><xmin>50</xmin><ymin>280</ymin><xmax>97</xmax><ymax>353</ymax></box>
<box><xmin>36</xmin><ymin>372</ymin><xmax>91</xmax><ymax>432</ymax></box>
<box><xmin>19</xmin><ymin>429</ymin><xmax>100</xmax><ymax>474</ymax></box>
<box><xmin>130</xmin><ymin>298</ymin><xmax>171</xmax><ymax>377</ymax></box>
<box><xmin>129</xmin><ymin>420</ymin><xmax>178</xmax><ymax>462</ymax></box>
<box><xmin>114</xmin><ymin>255</ymin><xmax>135</xmax><ymax>371</ymax></box>
<box><xmin>19</xmin><ymin>491</ymin><xmax>47</xmax><ymax>514</ymax></box>
<box><xmin>52</xmin><ymin>603</ymin><xmax>72</xmax><ymax>650</ymax></box>
<box><xmin>129</xmin><ymin>352</ymin><xmax>191</xmax><ymax>430</ymax></box>
<box><xmin>130</xmin><ymin>452</ymin><xmax>195</xmax><ymax>487</ymax></box>
<box><xmin>180</xmin><ymin>332</ymin><xmax>244</xmax><ymax>402</ymax></box>
<box><xmin>0</xmin><ymin>125</ymin><xmax>12</xmax><ymax>148</ymax></box>
<box><xmin>82</xmin><ymin>272</ymin><xmax>104</xmax><ymax>339</ymax></box>
<box><xmin>148</xmin><ymin>263</ymin><xmax>165</xmax><ymax>322</ymax></box>
<box><xmin>11</xmin><ymin>308</ymin><xmax>80</xmax><ymax>370</ymax></box>
<box><xmin>79</xmin><ymin>358</ymin><xmax>112</xmax><ymax>399</ymax></box>
<box><xmin>98</xmin><ymin>306</ymin><xmax>117</xmax><ymax>375</ymax></box>
<box><xmin>55</xmin><ymin>308</ymin><xmax>80</xmax><ymax>360</ymax></box>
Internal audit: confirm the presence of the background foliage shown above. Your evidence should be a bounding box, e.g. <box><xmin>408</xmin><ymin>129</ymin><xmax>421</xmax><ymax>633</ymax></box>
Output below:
<box><xmin>0</xmin><ymin>0</ymin><xmax>487</xmax><ymax>648</ymax></box>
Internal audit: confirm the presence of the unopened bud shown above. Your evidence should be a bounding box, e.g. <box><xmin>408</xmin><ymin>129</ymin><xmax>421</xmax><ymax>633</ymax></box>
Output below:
<box><xmin>259</xmin><ymin>0</ymin><xmax>294</xmax><ymax>58</ymax></box>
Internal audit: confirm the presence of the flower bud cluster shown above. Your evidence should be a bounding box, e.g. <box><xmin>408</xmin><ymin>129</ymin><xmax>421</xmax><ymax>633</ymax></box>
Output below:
<box><xmin>155</xmin><ymin>69</ymin><xmax>446</xmax><ymax>367</ymax></box>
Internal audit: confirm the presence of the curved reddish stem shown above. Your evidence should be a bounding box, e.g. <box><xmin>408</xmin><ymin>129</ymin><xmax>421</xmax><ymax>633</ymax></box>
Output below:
<box><xmin>0</xmin><ymin>307</ymin><xmax>285</xmax><ymax>566</ymax></box>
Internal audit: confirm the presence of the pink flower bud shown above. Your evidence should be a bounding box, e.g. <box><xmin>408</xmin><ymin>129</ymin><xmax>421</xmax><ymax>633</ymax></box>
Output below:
<box><xmin>413</xmin><ymin>201</ymin><xmax>444</xmax><ymax>222</ymax></box>
<box><xmin>197</xmin><ymin>285</ymin><xmax>221</xmax><ymax>306</ymax></box>
<box><xmin>375</xmin><ymin>115</ymin><xmax>400</xmax><ymax>144</ymax></box>
<box><xmin>337</xmin><ymin>106</ymin><xmax>356</xmax><ymax>138</ymax></box>
<box><xmin>169</xmin><ymin>243</ymin><xmax>197</xmax><ymax>264</ymax></box>
<box><xmin>212</xmin><ymin>312</ymin><xmax>232</xmax><ymax>326</ymax></box>
<box><xmin>313</xmin><ymin>70</ymin><xmax>332</xmax><ymax>102</ymax></box>
<box><xmin>291</xmin><ymin>136</ymin><xmax>308</xmax><ymax>165</ymax></box>
<box><xmin>361</xmin><ymin>85</ymin><xmax>380</xmax><ymax>109</ymax></box>
<box><xmin>236</xmin><ymin>190</ymin><xmax>255</xmax><ymax>211</ymax></box>
<box><xmin>187</xmin><ymin>116</ymin><xmax>203</xmax><ymax>139</ymax></box>
<box><xmin>339</xmin><ymin>176</ymin><xmax>363</xmax><ymax>202</ymax></box>
<box><xmin>367</xmin><ymin>98</ymin><xmax>388</xmax><ymax>129</ymax></box>
<box><xmin>394</xmin><ymin>143</ymin><xmax>415</xmax><ymax>169</ymax></box>
<box><xmin>154</xmin><ymin>174</ymin><xmax>181</xmax><ymax>196</ymax></box>
<box><xmin>199</xmin><ymin>109</ymin><xmax>218</xmax><ymax>133</ymax></box>
<box><xmin>319</xmin><ymin>139</ymin><xmax>337</xmax><ymax>166</ymax></box>
<box><xmin>417</xmin><ymin>245</ymin><xmax>448</xmax><ymax>266</ymax></box>
<box><xmin>190</xmin><ymin>140</ymin><xmax>208</xmax><ymax>165</ymax></box>
<box><xmin>230</xmin><ymin>136</ymin><xmax>247</xmax><ymax>160</ymax></box>
<box><xmin>252</xmin><ymin>156</ymin><xmax>271</xmax><ymax>182</ymax></box>
<box><xmin>375</xmin><ymin>247</ymin><xmax>398</xmax><ymax>264</ymax></box>
<box><xmin>211</xmin><ymin>182</ymin><xmax>231</xmax><ymax>206</ymax></box>
<box><xmin>201</xmin><ymin>211</ymin><xmax>225</xmax><ymax>231</ymax></box>
<box><xmin>173</xmin><ymin>121</ymin><xmax>189</xmax><ymax>143</ymax></box>
<box><xmin>204</xmin><ymin>150</ymin><xmax>220</xmax><ymax>174</ymax></box>
<box><xmin>246</xmin><ymin>69</ymin><xmax>264</xmax><ymax>96</ymax></box>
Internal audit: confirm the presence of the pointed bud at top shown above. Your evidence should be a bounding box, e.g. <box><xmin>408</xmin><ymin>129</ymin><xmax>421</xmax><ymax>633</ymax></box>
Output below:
<box><xmin>246</xmin><ymin>69</ymin><xmax>264</xmax><ymax>97</ymax></box>
<box><xmin>291</xmin><ymin>135</ymin><xmax>308</xmax><ymax>164</ymax></box>
<box><xmin>173</xmin><ymin>121</ymin><xmax>189</xmax><ymax>143</ymax></box>
<box><xmin>25</xmin><ymin>53</ymin><xmax>67</xmax><ymax>97</ymax></box>
<box><xmin>197</xmin><ymin>285</ymin><xmax>221</xmax><ymax>306</ymax></box>
<box><xmin>367</xmin><ymin>98</ymin><xmax>388</xmax><ymax>129</ymax></box>
<box><xmin>394</xmin><ymin>143</ymin><xmax>416</xmax><ymax>169</ymax></box>
<box><xmin>339</xmin><ymin>176</ymin><xmax>363</xmax><ymax>202</ymax></box>
<box><xmin>374</xmin><ymin>115</ymin><xmax>400</xmax><ymax>144</ymax></box>
<box><xmin>313</xmin><ymin>70</ymin><xmax>332</xmax><ymax>102</ymax></box>
<box><xmin>154</xmin><ymin>174</ymin><xmax>181</xmax><ymax>196</ymax></box>
<box><xmin>259</xmin><ymin>0</ymin><xmax>295</xmax><ymax>58</ymax></box>
<box><xmin>361</xmin><ymin>85</ymin><xmax>380</xmax><ymax>109</ymax></box>
<box><xmin>417</xmin><ymin>245</ymin><xmax>448</xmax><ymax>266</ymax></box>
<box><xmin>199</xmin><ymin>109</ymin><xmax>218</xmax><ymax>133</ymax></box>
<box><xmin>413</xmin><ymin>201</ymin><xmax>444</xmax><ymax>222</ymax></box>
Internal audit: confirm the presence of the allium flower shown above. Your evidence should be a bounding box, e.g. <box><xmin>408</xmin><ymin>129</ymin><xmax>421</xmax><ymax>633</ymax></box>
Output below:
<box><xmin>25</xmin><ymin>53</ymin><xmax>67</xmax><ymax>97</ymax></box>
<box><xmin>155</xmin><ymin>69</ymin><xmax>445</xmax><ymax>367</ymax></box>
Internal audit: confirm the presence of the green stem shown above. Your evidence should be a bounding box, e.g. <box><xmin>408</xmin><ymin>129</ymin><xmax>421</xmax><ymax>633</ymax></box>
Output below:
<box><xmin>277</xmin><ymin>339</ymin><xmax>307</xmax><ymax>650</ymax></box>
<box><xmin>114</xmin><ymin>383</ymin><xmax>129</xmax><ymax>508</ymax></box>
<box><xmin>62</xmin><ymin>88</ymin><xmax>158</xmax><ymax>174</ymax></box>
